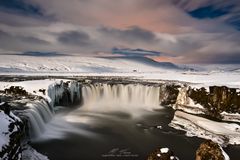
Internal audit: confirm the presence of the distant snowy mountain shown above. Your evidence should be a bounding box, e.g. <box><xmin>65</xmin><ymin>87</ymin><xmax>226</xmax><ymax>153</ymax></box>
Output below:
<box><xmin>20</xmin><ymin>51</ymin><xmax>65</xmax><ymax>57</ymax></box>
<box><xmin>181</xmin><ymin>64</ymin><xmax>240</xmax><ymax>72</ymax></box>
<box><xmin>103</xmin><ymin>56</ymin><xmax>180</xmax><ymax>70</ymax></box>
<box><xmin>110</xmin><ymin>47</ymin><xmax>182</xmax><ymax>70</ymax></box>
<box><xmin>112</xmin><ymin>47</ymin><xmax>162</xmax><ymax>57</ymax></box>
<box><xmin>0</xmin><ymin>54</ymin><xmax>182</xmax><ymax>74</ymax></box>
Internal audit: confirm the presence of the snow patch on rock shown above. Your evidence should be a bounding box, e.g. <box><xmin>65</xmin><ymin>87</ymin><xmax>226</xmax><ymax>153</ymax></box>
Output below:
<box><xmin>160</xmin><ymin>148</ymin><xmax>169</xmax><ymax>153</ymax></box>
<box><xmin>221</xmin><ymin>111</ymin><xmax>240</xmax><ymax>123</ymax></box>
<box><xmin>174</xmin><ymin>87</ymin><xmax>205</xmax><ymax>114</ymax></box>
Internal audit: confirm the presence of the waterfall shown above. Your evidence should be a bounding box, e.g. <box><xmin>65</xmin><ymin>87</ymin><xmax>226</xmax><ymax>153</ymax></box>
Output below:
<box><xmin>24</xmin><ymin>100</ymin><xmax>53</xmax><ymax>138</ymax></box>
<box><xmin>81</xmin><ymin>83</ymin><xmax>161</xmax><ymax>112</ymax></box>
<box><xmin>23</xmin><ymin>81</ymin><xmax>81</xmax><ymax>139</ymax></box>
<box><xmin>23</xmin><ymin>81</ymin><xmax>161</xmax><ymax>139</ymax></box>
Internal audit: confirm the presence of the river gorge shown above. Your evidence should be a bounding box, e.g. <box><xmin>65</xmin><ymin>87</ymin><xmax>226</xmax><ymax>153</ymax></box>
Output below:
<box><xmin>0</xmin><ymin>76</ymin><xmax>240</xmax><ymax>160</ymax></box>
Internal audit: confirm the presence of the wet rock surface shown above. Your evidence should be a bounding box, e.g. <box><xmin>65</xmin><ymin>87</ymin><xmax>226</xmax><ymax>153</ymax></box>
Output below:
<box><xmin>196</xmin><ymin>140</ymin><xmax>225</xmax><ymax>160</ymax></box>
<box><xmin>159</xmin><ymin>84</ymin><xmax>180</xmax><ymax>106</ymax></box>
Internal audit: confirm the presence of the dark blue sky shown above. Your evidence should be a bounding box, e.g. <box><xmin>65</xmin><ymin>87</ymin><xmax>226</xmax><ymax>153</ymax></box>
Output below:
<box><xmin>0</xmin><ymin>0</ymin><xmax>42</xmax><ymax>15</ymax></box>
<box><xmin>188</xmin><ymin>5</ymin><xmax>240</xmax><ymax>31</ymax></box>
<box><xmin>189</xmin><ymin>5</ymin><xmax>232</xmax><ymax>19</ymax></box>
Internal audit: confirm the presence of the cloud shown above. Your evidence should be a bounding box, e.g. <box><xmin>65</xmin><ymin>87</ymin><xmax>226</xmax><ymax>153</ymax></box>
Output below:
<box><xmin>0</xmin><ymin>0</ymin><xmax>239</xmax><ymax>63</ymax></box>
<box><xmin>0</xmin><ymin>10</ymin><xmax>52</xmax><ymax>27</ymax></box>
<box><xmin>0</xmin><ymin>30</ymin><xmax>9</xmax><ymax>37</ymax></box>
<box><xmin>99</xmin><ymin>26</ymin><xmax>158</xmax><ymax>43</ymax></box>
<box><xmin>58</xmin><ymin>31</ymin><xmax>91</xmax><ymax>46</ymax></box>
<box><xmin>0</xmin><ymin>29</ymin><xmax>51</xmax><ymax>52</ymax></box>
<box><xmin>21</xmin><ymin>36</ymin><xmax>49</xmax><ymax>45</ymax></box>
<box><xmin>180</xmin><ymin>52</ymin><xmax>240</xmax><ymax>64</ymax></box>
<box><xmin>0</xmin><ymin>29</ymin><xmax>49</xmax><ymax>45</ymax></box>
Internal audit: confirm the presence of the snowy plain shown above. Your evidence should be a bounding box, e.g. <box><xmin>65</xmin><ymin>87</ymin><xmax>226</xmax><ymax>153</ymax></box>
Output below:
<box><xmin>0</xmin><ymin>54</ymin><xmax>240</xmax><ymax>88</ymax></box>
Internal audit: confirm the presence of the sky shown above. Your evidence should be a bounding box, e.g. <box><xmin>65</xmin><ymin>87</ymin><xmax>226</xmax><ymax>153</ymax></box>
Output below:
<box><xmin>0</xmin><ymin>0</ymin><xmax>240</xmax><ymax>64</ymax></box>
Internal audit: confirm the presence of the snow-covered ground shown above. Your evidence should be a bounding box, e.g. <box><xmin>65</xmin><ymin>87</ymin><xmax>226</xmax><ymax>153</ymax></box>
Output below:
<box><xmin>0</xmin><ymin>79</ymin><xmax>64</xmax><ymax>97</ymax></box>
<box><xmin>0</xmin><ymin>79</ymin><xmax>80</xmax><ymax>104</ymax></box>
<box><xmin>0</xmin><ymin>54</ymin><xmax>240</xmax><ymax>88</ymax></box>
<box><xmin>0</xmin><ymin>54</ymin><xmax>169</xmax><ymax>73</ymax></box>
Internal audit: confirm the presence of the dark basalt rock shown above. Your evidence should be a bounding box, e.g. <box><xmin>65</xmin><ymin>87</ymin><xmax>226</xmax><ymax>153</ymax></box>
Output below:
<box><xmin>4</xmin><ymin>86</ymin><xmax>28</xmax><ymax>96</ymax></box>
<box><xmin>196</xmin><ymin>140</ymin><xmax>225</xmax><ymax>160</ymax></box>
<box><xmin>38</xmin><ymin>89</ymin><xmax>46</xmax><ymax>95</ymax></box>
<box><xmin>160</xmin><ymin>84</ymin><xmax>180</xmax><ymax>106</ymax></box>
<box><xmin>188</xmin><ymin>86</ymin><xmax>240</xmax><ymax>118</ymax></box>
<box><xmin>0</xmin><ymin>102</ymin><xmax>11</xmax><ymax>115</ymax></box>
<box><xmin>147</xmin><ymin>148</ymin><xmax>179</xmax><ymax>160</ymax></box>
<box><xmin>209</xmin><ymin>86</ymin><xmax>240</xmax><ymax>113</ymax></box>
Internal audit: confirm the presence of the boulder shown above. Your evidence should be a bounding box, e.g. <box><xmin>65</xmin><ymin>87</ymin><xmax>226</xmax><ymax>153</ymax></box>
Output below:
<box><xmin>196</xmin><ymin>140</ymin><xmax>225</xmax><ymax>160</ymax></box>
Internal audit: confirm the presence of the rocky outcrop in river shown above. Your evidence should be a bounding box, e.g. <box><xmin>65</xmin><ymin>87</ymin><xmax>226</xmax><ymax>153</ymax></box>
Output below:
<box><xmin>196</xmin><ymin>140</ymin><xmax>228</xmax><ymax>160</ymax></box>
